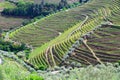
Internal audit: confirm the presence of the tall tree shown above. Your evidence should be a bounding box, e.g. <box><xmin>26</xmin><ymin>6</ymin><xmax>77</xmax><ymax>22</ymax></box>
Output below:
<box><xmin>59</xmin><ymin>0</ymin><xmax>68</xmax><ymax>9</ymax></box>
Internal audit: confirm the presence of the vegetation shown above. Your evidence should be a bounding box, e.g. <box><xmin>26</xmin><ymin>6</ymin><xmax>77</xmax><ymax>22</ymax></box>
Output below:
<box><xmin>1</xmin><ymin>56</ymin><xmax>120</xmax><ymax>80</ymax></box>
<box><xmin>2</xmin><ymin>0</ymin><xmax>82</xmax><ymax>18</ymax></box>
<box><xmin>0</xmin><ymin>1</ymin><xmax>15</xmax><ymax>9</ymax></box>
<box><xmin>0</xmin><ymin>38</ymin><xmax>30</xmax><ymax>54</ymax></box>
<box><xmin>0</xmin><ymin>1</ymin><xmax>28</xmax><ymax>31</ymax></box>
<box><xmin>38</xmin><ymin>63</ymin><xmax>120</xmax><ymax>80</ymax></box>
<box><xmin>8</xmin><ymin>0</ymin><xmax>85</xmax><ymax>4</ymax></box>
<box><xmin>0</xmin><ymin>59</ymin><xmax>43</xmax><ymax>80</ymax></box>
<box><xmin>0</xmin><ymin>0</ymin><xmax>120</xmax><ymax>80</ymax></box>
<box><xmin>9</xmin><ymin>0</ymin><xmax>90</xmax><ymax>48</ymax></box>
<box><xmin>26</xmin><ymin>0</ymin><xmax>120</xmax><ymax>69</ymax></box>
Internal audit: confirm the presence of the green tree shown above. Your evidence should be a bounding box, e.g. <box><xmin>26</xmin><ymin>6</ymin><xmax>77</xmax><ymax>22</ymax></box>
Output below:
<box><xmin>59</xmin><ymin>0</ymin><xmax>68</xmax><ymax>9</ymax></box>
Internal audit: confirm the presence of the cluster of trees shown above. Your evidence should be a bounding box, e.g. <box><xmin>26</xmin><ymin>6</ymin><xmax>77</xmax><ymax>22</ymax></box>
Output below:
<box><xmin>2</xmin><ymin>0</ymin><xmax>68</xmax><ymax>18</ymax></box>
<box><xmin>79</xmin><ymin>0</ymin><xmax>89</xmax><ymax>3</ymax></box>
<box><xmin>0</xmin><ymin>38</ymin><xmax>30</xmax><ymax>53</ymax></box>
<box><xmin>2</xmin><ymin>0</ymin><xmax>89</xmax><ymax>18</ymax></box>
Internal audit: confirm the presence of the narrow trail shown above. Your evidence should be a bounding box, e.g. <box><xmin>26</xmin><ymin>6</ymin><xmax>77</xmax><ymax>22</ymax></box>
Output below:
<box><xmin>45</xmin><ymin>47</ymin><xmax>51</xmax><ymax>67</ymax></box>
<box><xmin>50</xmin><ymin>46</ymin><xmax>56</xmax><ymax>67</ymax></box>
<box><xmin>45</xmin><ymin>46</ymin><xmax>56</xmax><ymax>67</ymax></box>
<box><xmin>82</xmin><ymin>39</ymin><xmax>103</xmax><ymax>64</ymax></box>
<box><xmin>67</xmin><ymin>15</ymin><xmax>89</xmax><ymax>38</ymax></box>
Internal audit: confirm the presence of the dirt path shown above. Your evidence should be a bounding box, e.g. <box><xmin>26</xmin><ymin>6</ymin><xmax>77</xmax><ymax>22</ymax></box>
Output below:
<box><xmin>68</xmin><ymin>15</ymin><xmax>89</xmax><ymax>38</ymax></box>
<box><xmin>82</xmin><ymin>39</ymin><xmax>103</xmax><ymax>64</ymax></box>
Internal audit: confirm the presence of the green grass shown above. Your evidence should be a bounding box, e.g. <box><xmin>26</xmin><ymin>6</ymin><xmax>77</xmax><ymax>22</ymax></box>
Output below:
<box><xmin>0</xmin><ymin>57</ymin><xmax>44</xmax><ymax>80</ymax></box>
<box><xmin>0</xmin><ymin>58</ymin><xmax>29</xmax><ymax>80</ymax></box>
<box><xmin>0</xmin><ymin>1</ymin><xmax>16</xmax><ymax>9</ymax></box>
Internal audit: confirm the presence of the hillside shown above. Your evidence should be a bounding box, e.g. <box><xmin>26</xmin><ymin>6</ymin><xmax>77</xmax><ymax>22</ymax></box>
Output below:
<box><xmin>26</xmin><ymin>0</ymin><xmax>120</xmax><ymax>68</ymax></box>
<box><xmin>0</xmin><ymin>0</ymin><xmax>120</xmax><ymax>80</ymax></box>
<box><xmin>9</xmin><ymin>0</ymin><xmax>96</xmax><ymax>47</ymax></box>
<box><xmin>64</xmin><ymin>25</ymin><xmax>120</xmax><ymax>66</ymax></box>
<box><xmin>0</xmin><ymin>1</ymin><xmax>28</xmax><ymax>30</ymax></box>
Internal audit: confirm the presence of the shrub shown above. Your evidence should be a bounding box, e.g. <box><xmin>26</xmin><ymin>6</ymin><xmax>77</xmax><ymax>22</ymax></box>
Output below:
<box><xmin>25</xmin><ymin>74</ymin><xmax>44</xmax><ymax>80</ymax></box>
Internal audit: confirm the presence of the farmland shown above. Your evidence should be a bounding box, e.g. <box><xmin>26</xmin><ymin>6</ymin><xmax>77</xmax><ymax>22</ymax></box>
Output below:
<box><xmin>9</xmin><ymin>0</ymin><xmax>101</xmax><ymax>47</ymax></box>
<box><xmin>0</xmin><ymin>0</ymin><xmax>120</xmax><ymax>80</ymax></box>
<box><xmin>15</xmin><ymin>0</ymin><xmax>120</xmax><ymax>68</ymax></box>
<box><xmin>0</xmin><ymin>1</ymin><xmax>28</xmax><ymax>30</ymax></box>
<box><xmin>8</xmin><ymin>0</ymin><xmax>120</xmax><ymax>69</ymax></box>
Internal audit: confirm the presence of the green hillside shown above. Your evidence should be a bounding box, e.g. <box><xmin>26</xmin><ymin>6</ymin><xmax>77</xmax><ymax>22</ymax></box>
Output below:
<box><xmin>9</xmin><ymin>2</ymin><xmax>89</xmax><ymax>47</ymax></box>
<box><xmin>1</xmin><ymin>0</ymin><xmax>120</xmax><ymax>80</ymax></box>
<box><xmin>24</xmin><ymin>0</ymin><xmax>120</xmax><ymax>68</ymax></box>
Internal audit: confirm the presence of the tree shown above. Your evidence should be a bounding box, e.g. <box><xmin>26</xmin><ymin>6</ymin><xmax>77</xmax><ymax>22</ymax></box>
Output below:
<box><xmin>79</xmin><ymin>0</ymin><xmax>82</xmax><ymax>3</ymax></box>
<box><xmin>59</xmin><ymin>0</ymin><xmax>68</xmax><ymax>9</ymax></box>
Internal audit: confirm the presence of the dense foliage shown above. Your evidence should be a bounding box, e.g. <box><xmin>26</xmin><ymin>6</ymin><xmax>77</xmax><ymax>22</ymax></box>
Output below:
<box><xmin>1</xmin><ymin>58</ymin><xmax>120</xmax><ymax>80</ymax></box>
<box><xmin>2</xmin><ymin>0</ymin><xmax>89</xmax><ymax>18</ymax></box>
<box><xmin>0</xmin><ymin>60</ymin><xmax>44</xmax><ymax>80</ymax></box>
<box><xmin>2</xmin><ymin>1</ymin><xmax>75</xmax><ymax>18</ymax></box>
<box><xmin>37</xmin><ymin>63</ymin><xmax>120</xmax><ymax>80</ymax></box>
<box><xmin>0</xmin><ymin>38</ymin><xmax>30</xmax><ymax>53</ymax></box>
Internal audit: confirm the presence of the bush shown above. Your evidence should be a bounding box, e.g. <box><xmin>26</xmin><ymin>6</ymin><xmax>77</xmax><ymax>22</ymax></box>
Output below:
<box><xmin>38</xmin><ymin>65</ymin><xmax>47</xmax><ymax>70</ymax></box>
<box><xmin>0</xmin><ymin>38</ymin><xmax>30</xmax><ymax>53</ymax></box>
<box><xmin>25</xmin><ymin>74</ymin><xmax>44</xmax><ymax>80</ymax></box>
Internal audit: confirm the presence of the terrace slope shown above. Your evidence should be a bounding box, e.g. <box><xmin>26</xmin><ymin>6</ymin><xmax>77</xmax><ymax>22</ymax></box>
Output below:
<box><xmin>64</xmin><ymin>25</ymin><xmax>120</xmax><ymax>66</ymax></box>
<box><xmin>9</xmin><ymin>0</ymin><xmax>109</xmax><ymax>47</ymax></box>
<box><xmin>27</xmin><ymin>0</ymin><xmax>120</xmax><ymax>68</ymax></box>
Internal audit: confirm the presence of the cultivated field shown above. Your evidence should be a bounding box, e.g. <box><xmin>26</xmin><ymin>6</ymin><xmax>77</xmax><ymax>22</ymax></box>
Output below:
<box><xmin>9</xmin><ymin>0</ymin><xmax>101</xmax><ymax>47</ymax></box>
<box><xmin>26</xmin><ymin>0</ymin><xmax>120</xmax><ymax>68</ymax></box>
<box><xmin>65</xmin><ymin>25</ymin><xmax>120</xmax><ymax>66</ymax></box>
<box><xmin>0</xmin><ymin>1</ymin><xmax>28</xmax><ymax>30</ymax></box>
<box><xmin>1</xmin><ymin>0</ymin><xmax>120</xmax><ymax>80</ymax></box>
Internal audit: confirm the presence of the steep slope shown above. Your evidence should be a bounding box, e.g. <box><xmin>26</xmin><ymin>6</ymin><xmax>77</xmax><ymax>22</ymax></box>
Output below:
<box><xmin>9</xmin><ymin>0</ymin><xmax>92</xmax><ymax>47</ymax></box>
<box><xmin>63</xmin><ymin>25</ymin><xmax>120</xmax><ymax>66</ymax></box>
<box><xmin>0</xmin><ymin>1</ymin><xmax>27</xmax><ymax>30</ymax></box>
<box><xmin>27</xmin><ymin>0</ymin><xmax>120</xmax><ymax>68</ymax></box>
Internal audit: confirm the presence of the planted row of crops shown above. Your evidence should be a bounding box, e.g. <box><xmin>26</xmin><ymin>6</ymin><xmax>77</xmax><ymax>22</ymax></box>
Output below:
<box><xmin>9</xmin><ymin>0</ymin><xmax>114</xmax><ymax>47</ymax></box>
<box><xmin>64</xmin><ymin>25</ymin><xmax>120</xmax><ymax>66</ymax></box>
<box><xmin>26</xmin><ymin>0</ymin><xmax>120</xmax><ymax>69</ymax></box>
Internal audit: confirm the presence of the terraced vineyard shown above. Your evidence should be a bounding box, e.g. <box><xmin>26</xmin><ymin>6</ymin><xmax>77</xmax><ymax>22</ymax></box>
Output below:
<box><xmin>10</xmin><ymin>0</ymin><xmax>120</xmax><ymax>68</ymax></box>
<box><xmin>1</xmin><ymin>0</ymin><xmax>120</xmax><ymax>80</ymax></box>
<box><xmin>0</xmin><ymin>1</ymin><xmax>27</xmax><ymax>30</ymax></box>
<box><xmin>64</xmin><ymin>25</ymin><xmax>120</xmax><ymax>66</ymax></box>
<box><xmin>10</xmin><ymin>0</ymin><xmax>118</xmax><ymax>47</ymax></box>
<box><xmin>19</xmin><ymin>0</ymin><xmax>120</xmax><ymax>69</ymax></box>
